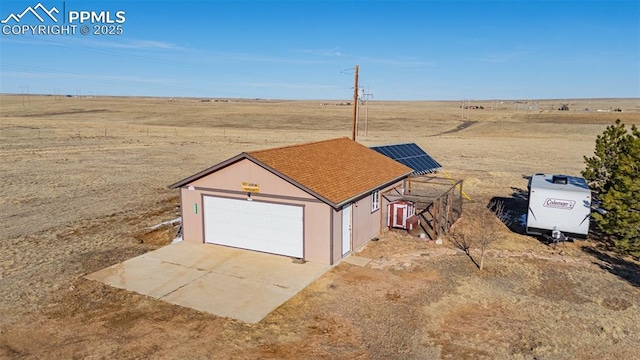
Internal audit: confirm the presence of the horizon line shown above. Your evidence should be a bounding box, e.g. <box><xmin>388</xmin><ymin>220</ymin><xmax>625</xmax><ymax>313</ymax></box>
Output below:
<box><xmin>1</xmin><ymin>92</ymin><xmax>638</xmax><ymax>103</ymax></box>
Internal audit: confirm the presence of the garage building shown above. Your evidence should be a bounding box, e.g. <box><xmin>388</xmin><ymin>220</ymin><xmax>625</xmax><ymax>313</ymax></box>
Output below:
<box><xmin>169</xmin><ymin>137</ymin><xmax>412</xmax><ymax>265</ymax></box>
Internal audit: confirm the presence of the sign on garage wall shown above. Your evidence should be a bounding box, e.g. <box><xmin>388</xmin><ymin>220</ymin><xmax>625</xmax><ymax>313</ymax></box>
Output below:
<box><xmin>242</xmin><ymin>182</ymin><xmax>260</xmax><ymax>193</ymax></box>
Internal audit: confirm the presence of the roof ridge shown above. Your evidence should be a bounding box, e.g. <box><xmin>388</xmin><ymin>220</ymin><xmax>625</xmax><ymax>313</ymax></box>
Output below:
<box><xmin>246</xmin><ymin>137</ymin><xmax>351</xmax><ymax>155</ymax></box>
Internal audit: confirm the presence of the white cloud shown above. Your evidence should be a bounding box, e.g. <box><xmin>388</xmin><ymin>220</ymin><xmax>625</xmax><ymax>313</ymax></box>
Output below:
<box><xmin>241</xmin><ymin>82</ymin><xmax>340</xmax><ymax>90</ymax></box>
<box><xmin>474</xmin><ymin>49</ymin><xmax>537</xmax><ymax>63</ymax></box>
<box><xmin>298</xmin><ymin>48</ymin><xmax>344</xmax><ymax>57</ymax></box>
<box><xmin>1</xmin><ymin>35</ymin><xmax>183</xmax><ymax>51</ymax></box>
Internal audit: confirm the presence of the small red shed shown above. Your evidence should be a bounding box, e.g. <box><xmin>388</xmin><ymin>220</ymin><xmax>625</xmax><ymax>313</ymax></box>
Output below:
<box><xmin>387</xmin><ymin>200</ymin><xmax>419</xmax><ymax>231</ymax></box>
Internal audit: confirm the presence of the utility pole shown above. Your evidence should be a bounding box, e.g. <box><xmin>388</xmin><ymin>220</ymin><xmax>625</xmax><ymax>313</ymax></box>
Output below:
<box><xmin>362</xmin><ymin>86</ymin><xmax>373</xmax><ymax>137</ymax></box>
<box><xmin>352</xmin><ymin>65</ymin><xmax>359</xmax><ymax>141</ymax></box>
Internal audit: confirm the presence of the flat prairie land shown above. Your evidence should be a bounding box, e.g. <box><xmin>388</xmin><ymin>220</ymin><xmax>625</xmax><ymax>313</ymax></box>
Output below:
<box><xmin>0</xmin><ymin>94</ymin><xmax>639</xmax><ymax>359</ymax></box>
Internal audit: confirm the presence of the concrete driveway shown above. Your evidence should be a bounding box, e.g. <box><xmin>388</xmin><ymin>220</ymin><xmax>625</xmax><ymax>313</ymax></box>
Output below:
<box><xmin>85</xmin><ymin>241</ymin><xmax>331</xmax><ymax>323</ymax></box>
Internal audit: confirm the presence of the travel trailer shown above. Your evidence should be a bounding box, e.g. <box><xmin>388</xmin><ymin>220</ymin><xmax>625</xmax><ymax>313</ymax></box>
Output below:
<box><xmin>526</xmin><ymin>174</ymin><xmax>591</xmax><ymax>240</ymax></box>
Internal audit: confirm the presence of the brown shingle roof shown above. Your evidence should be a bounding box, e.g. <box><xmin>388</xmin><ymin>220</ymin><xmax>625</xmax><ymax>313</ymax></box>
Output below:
<box><xmin>247</xmin><ymin>137</ymin><xmax>412</xmax><ymax>205</ymax></box>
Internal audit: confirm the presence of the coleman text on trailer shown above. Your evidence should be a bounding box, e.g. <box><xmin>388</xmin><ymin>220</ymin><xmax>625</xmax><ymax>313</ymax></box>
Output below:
<box><xmin>526</xmin><ymin>174</ymin><xmax>591</xmax><ymax>239</ymax></box>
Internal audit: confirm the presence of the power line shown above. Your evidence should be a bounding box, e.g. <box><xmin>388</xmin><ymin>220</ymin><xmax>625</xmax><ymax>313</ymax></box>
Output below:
<box><xmin>352</xmin><ymin>65</ymin><xmax>359</xmax><ymax>141</ymax></box>
<box><xmin>362</xmin><ymin>86</ymin><xmax>373</xmax><ymax>137</ymax></box>
<box><xmin>377</xmin><ymin>100</ymin><xmax>411</xmax><ymax>134</ymax></box>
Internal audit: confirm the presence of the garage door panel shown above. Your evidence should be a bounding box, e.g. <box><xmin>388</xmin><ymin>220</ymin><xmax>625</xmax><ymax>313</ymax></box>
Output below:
<box><xmin>203</xmin><ymin>196</ymin><xmax>303</xmax><ymax>258</ymax></box>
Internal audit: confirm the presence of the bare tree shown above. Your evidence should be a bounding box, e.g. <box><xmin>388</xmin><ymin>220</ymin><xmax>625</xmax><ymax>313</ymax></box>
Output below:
<box><xmin>478</xmin><ymin>201</ymin><xmax>508</xmax><ymax>270</ymax></box>
<box><xmin>449</xmin><ymin>201</ymin><xmax>507</xmax><ymax>271</ymax></box>
<box><xmin>449</xmin><ymin>226</ymin><xmax>479</xmax><ymax>268</ymax></box>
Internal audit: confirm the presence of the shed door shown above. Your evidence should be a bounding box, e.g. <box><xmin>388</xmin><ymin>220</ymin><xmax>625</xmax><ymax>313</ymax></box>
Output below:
<box><xmin>342</xmin><ymin>205</ymin><xmax>352</xmax><ymax>255</ymax></box>
<box><xmin>203</xmin><ymin>196</ymin><xmax>303</xmax><ymax>258</ymax></box>
<box><xmin>394</xmin><ymin>204</ymin><xmax>407</xmax><ymax>227</ymax></box>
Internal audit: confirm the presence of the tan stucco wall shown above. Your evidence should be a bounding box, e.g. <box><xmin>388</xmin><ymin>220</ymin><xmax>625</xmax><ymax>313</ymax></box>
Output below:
<box><xmin>347</xmin><ymin>180</ymin><xmax>404</xmax><ymax>254</ymax></box>
<box><xmin>190</xmin><ymin>159</ymin><xmax>314</xmax><ymax>199</ymax></box>
<box><xmin>179</xmin><ymin>159</ymin><xmax>333</xmax><ymax>264</ymax></box>
<box><xmin>351</xmin><ymin>196</ymin><xmax>378</xmax><ymax>250</ymax></box>
<box><xmin>180</xmin><ymin>187</ymin><xmax>203</xmax><ymax>243</ymax></box>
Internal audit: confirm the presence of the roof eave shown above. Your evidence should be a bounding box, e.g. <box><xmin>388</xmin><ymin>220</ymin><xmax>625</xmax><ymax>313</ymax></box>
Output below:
<box><xmin>168</xmin><ymin>152</ymin><xmax>343</xmax><ymax>207</ymax></box>
<box><xmin>169</xmin><ymin>153</ymin><xmax>412</xmax><ymax>210</ymax></box>
<box><xmin>333</xmin><ymin>172</ymin><xmax>412</xmax><ymax>209</ymax></box>
<box><xmin>243</xmin><ymin>154</ymin><xmax>342</xmax><ymax>208</ymax></box>
<box><xmin>168</xmin><ymin>153</ymin><xmax>248</xmax><ymax>189</ymax></box>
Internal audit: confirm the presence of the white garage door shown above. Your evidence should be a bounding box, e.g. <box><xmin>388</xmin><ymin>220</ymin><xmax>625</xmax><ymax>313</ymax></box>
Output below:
<box><xmin>203</xmin><ymin>196</ymin><xmax>303</xmax><ymax>258</ymax></box>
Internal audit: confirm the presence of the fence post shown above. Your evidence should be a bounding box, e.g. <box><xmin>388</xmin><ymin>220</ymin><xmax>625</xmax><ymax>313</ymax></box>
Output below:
<box><xmin>457</xmin><ymin>180</ymin><xmax>464</xmax><ymax>219</ymax></box>
<box><xmin>446</xmin><ymin>190</ymin><xmax>453</xmax><ymax>230</ymax></box>
<box><xmin>432</xmin><ymin>198</ymin><xmax>439</xmax><ymax>239</ymax></box>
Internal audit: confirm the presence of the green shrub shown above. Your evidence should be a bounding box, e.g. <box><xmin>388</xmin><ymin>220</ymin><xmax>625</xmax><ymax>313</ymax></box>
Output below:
<box><xmin>583</xmin><ymin>119</ymin><xmax>640</xmax><ymax>256</ymax></box>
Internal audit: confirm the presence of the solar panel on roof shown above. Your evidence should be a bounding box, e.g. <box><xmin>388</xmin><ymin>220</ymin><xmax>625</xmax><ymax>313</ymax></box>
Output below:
<box><xmin>370</xmin><ymin>143</ymin><xmax>442</xmax><ymax>175</ymax></box>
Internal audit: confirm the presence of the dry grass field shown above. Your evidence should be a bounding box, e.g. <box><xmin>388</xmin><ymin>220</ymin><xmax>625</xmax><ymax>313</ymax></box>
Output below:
<box><xmin>1</xmin><ymin>94</ymin><xmax>639</xmax><ymax>359</ymax></box>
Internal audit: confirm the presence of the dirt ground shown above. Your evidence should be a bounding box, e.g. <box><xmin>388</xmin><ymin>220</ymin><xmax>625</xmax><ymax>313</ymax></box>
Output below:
<box><xmin>1</xmin><ymin>95</ymin><xmax>639</xmax><ymax>359</ymax></box>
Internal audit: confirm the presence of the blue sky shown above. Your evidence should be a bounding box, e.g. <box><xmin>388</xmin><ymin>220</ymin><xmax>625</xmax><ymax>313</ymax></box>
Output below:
<box><xmin>1</xmin><ymin>0</ymin><xmax>638</xmax><ymax>100</ymax></box>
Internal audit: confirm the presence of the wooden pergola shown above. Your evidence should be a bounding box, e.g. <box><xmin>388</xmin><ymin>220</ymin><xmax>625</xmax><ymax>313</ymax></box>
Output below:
<box><xmin>382</xmin><ymin>176</ymin><xmax>464</xmax><ymax>240</ymax></box>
